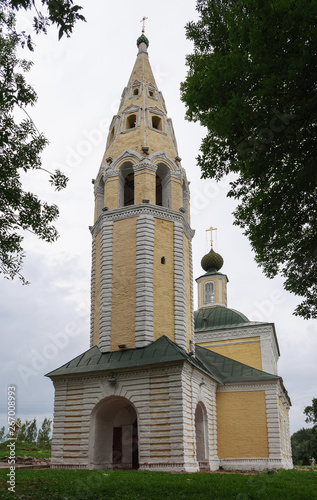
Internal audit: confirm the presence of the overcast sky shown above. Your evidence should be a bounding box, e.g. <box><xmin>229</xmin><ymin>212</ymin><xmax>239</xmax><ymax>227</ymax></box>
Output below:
<box><xmin>0</xmin><ymin>0</ymin><xmax>315</xmax><ymax>438</ymax></box>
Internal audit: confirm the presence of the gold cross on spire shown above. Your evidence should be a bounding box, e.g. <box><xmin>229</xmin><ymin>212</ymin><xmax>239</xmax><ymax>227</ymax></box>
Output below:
<box><xmin>206</xmin><ymin>226</ymin><xmax>217</xmax><ymax>249</ymax></box>
<box><xmin>140</xmin><ymin>16</ymin><xmax>148</xmax><ymax>34</ymax></box>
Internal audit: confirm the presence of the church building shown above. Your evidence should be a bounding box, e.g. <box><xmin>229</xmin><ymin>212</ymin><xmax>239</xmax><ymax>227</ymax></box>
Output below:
<box><xmin>47</xmin><ymin>31</ymin><xmax>293</xmax><ymax>472</ymax></box>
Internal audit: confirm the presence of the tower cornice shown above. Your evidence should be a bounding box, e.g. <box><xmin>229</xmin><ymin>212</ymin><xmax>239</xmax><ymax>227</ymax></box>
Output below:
<box><xmin>90</xmin><ymin>204</ymin><xmax>195</xmax><ymax>241</ymax></box>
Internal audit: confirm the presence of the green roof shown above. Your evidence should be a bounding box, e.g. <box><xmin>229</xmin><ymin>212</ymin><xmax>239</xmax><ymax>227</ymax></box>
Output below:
<box><xmin>46</xmin><ymin>336</ymin><xmax>206</xmax><ymax>378</ymax></box>
<box><xmin>46</xmin><ymin>335</ymin><xmax>279</xmax><ymax>386</ymax></box>
<box><xmin>195</xmin><ymin>306</ymin><xmax>252</xmax><ymax>331</ymax></box>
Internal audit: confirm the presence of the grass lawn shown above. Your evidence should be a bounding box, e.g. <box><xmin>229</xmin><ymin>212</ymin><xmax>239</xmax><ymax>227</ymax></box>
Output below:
<box><xmin>0</xmin><ymin>441</ymin><xmax>51</xmax><ymax>459</ymax></box>
<box><xmin>0</xmin><ymin>468</ymin><xmax>316</xmax><ymax>499</ymax></box>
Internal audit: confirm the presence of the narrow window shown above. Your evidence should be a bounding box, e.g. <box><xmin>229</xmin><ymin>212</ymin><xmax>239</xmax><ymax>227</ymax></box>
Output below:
<box><xmin>204</xmin><ymin>282</ymin><xmax>215</xmax><ymax>304</ymax></box>
<box><xmin>124</xmin><ymin>172</ymin><xmax>134</xmax><ymax>206</ymax></box>
<box><xmin>155</xmin><ymin>174</ymin><xmax>162</xmax><ymax>206</ymax></box>
<box><xmin>152</xmin><ymin>116</ymin><xmax>162</xmax><ymax>131</ymax></box>
<box><xmin>149</xmin><ymin>90</ymin><xmax>154</xmax><ymax>97</ymax></box>
<box><xmin>126</xmin><ymin>114</ymin><xmax>137</xmax><ymax>129</ymax></box>
<box><xmin>161</xmin><ymin>257</ymin><xmax>165</xmax><ymax>264</ymax></box>
<box><xmin>133</xmin><ymin>88</ymin><xmax>139</xmax><ymax>96</ymax></box>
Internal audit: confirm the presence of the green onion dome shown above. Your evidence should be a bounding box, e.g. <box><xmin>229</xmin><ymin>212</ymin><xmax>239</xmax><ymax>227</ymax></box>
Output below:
<box><xmin>137</xmin><ymin>34</ymin><xmax>149</xmax><ymax>48</ymax></box>
<box><xmin>201</xmin><ymin>249</ymin><xmax>224</xmax><ymax>272</ymax></box>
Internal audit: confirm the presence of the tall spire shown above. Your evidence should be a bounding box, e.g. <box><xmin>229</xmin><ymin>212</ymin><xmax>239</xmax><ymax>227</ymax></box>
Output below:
<box><xmin>101</xmin><ymin>29</ymin><xmax>180</xmax><ymax>166</ymax></box>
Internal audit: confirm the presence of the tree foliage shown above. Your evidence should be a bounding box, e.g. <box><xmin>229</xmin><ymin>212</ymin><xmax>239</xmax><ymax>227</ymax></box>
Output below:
<box><xmin>37</xmin><ymin>417</ymin><xmax>52</xmax><ymax>449</ymax></box>
<box><xmin>14</xmin><ymin>417</ymin><xmax>37</xmax><ymax>442</ymax></box>
<box><xmin>291</xmin><ymin>427</ymin><xmax>316</xmax><ymax>465</ymax></box>
<box><xmin>181</xmin><ymin>0</ymin><xmax>317</xmax><ymax>318</ymax></box>
<box><xmin>304</xmin><ymin>398</ymin><xmax>317</xmax><ymax>425</ymax></box>
<box><xmin>0</xmin><ymin>0</ymin><xmax>84</xmax><ymax>283</ymax></box>
<box><xmin>291</xmin><ymin>399</ymin><xmax>317</xmax><ymax>464</ymax></box>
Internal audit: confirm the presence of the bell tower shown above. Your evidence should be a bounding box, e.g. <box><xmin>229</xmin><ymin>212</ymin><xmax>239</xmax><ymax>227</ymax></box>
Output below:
<box><xmin>90</xmin><ymin>33</ymin><xmax>194</xmax><ymax>353</ymax></box>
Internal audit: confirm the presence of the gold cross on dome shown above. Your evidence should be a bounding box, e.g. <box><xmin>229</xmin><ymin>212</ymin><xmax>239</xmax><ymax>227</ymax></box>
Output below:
<box><xmin>206</xmin><ymin>226</ymin><xmax>217</xmax><ymax>249</ymax></box>
<box><xmin>140</xmin><ymin>16</ymin><xmax>148</xmax><ymax>34</ymax></box>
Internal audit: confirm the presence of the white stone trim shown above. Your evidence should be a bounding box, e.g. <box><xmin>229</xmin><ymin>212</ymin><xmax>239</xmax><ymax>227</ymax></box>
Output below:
<box><xmin>90</xmin><ymin>237</ymin><xmax>96</xmax><ymax>348</ymax></box>
<box><xmin>98</xmin><ymin>220</ymin><xmax>114</xmax><ymax>352</ymax></box>
<box><xmin>189</xmin><ymin>236</ymin><xmax>195</xmax><ymax>348</ymax></box>
<box><xmin>217</xmin><ymin>381</ymin><xmax>278</xmax><ymax>393</ymax></box>
<box><xmin>135</xmin><ymin>214</ymin><xmax>155</xmax><ymax>347</ymax></box>
<box><xmin>174</xmin><ymin>221</ymin><xmax>186</xmax><ymax>350</ymax></box>
<box><xmin>146</xmin><ymin>106</ymin><xmax>167</xmax><ymax>134</ymax></box>
<box><xmin>145</xmin><ymin>83</ymin><xmax>158</xmax><ymax>100</ymax></box>
<box><xmin>148</xmin><ymin>150</ymin><xmax>178</xmax><ymax>172</ymax></box>
<box><xmin>129</xmin><ymin>80</ymin><xmax>143</xmax><ymax>99</ymax></box>
<box><xmin>219</xmin><ymin>458</ymin><xmax>293</xmax><ymax>471</ymax></box>
<box><xmin>91</xmin><ymin>204</ymin><xmax>194</xmax><ymax>242</ymax></box>
<box><xmin>120</xmin><ymin>104</ymin><xmax>142</xmax><ymax>133</ymax></box>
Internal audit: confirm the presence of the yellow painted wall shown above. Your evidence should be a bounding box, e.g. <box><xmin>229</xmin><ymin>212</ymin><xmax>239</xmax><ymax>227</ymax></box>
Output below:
<box><xmin>184</xmin><ymin>234</ymin><xmax>193</xmax><ymax>350</ymax></box>
<box><xmin>92</xmin><ymin>231</ymin><xmax>101</xmax><ymax>346</ymax></box>
<box><xmin>198</xmin><ymin>338</ymin><xmax>262</xmax><ymax>370</ymax></box>
<box><xmin>153</xmin><ymin>218</ymin><xmax>174</xmax><ymax>341</ymax></box>
<box><xmin>217</xmin><ymin>391</ymin><xmax>269</xmax><ymax>458</ymax></box>
<box><xmin>110</xmin><ymin>218</ymin><xmax>137</xmax><ymax>350</ymax></box>
<box><xmin>134</xmin><ymin>169</ymin><xmax>156</xmax><ymax>204</ymax></box>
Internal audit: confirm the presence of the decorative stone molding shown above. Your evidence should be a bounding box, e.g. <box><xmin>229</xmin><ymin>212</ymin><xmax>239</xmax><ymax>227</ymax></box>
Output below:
<box><xmin>120</xmin><ymin>104</ymin><xmax>142</xmax><ymax>133</ymax></box>
<box><xmin>111</xmin><ymin>149</ymin><xmax>143</xmax><ymax>171</ymax></box>
<box><xmin>135</xmin><ymin>214</ymin><xmax>155</xmax><ymax>347</ymax></box>
<box><xmin>219</xmin><ymin>458</ymin><xmax>293</xmax><ymax>471</ymax></box>
<box><xmin>148</xmin><ymin>150</ymin><xmax>179</xmax><ymax>172</ymax></box>
<box><xmin>174</xmin><ymin>221</ymin><xmax>187</xmax><ymax>350</ymax></box>
<box><xmin>145</xmin><ymin>83</ymin><xmax>158</xmax><ymax>100</ymax></box>
<box><xmin>90</xmin><ymin>204</ymin><xmax>195</xmax><ymax>242</ymax></box>
<box><xmin>133</xmin><ymin>161</ymin><xmax>158</xmax><ymax>173</ymax></box>
<box><xmin>129</xmin><ymin>80</ymin><xmax>143</xmax><ymax>98</ymax></box>
<box><xmin>217</xmin><ymin>381</ymin><xmax>277</xmax><ymax>392</ymax></box>
<box><xmin>98</xmin><ymin>220</ymin><xmax>114</xmax><ymax>352</ymax></box>
<box><xmin>146</xmin><ymin>106</ymin><xmax>167</xmax><ymax>134</ymax></box>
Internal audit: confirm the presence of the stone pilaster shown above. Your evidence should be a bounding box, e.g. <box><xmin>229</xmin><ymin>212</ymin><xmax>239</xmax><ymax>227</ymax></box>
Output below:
<box><xmin>135</xmin><ymin>214</ymin><xmax>155</xmax><ymax>347</ymax></box>
<box><xmin>99</xmin><ymin>219</ymin><xmax>114</xmax><ymax>352</ymax></box>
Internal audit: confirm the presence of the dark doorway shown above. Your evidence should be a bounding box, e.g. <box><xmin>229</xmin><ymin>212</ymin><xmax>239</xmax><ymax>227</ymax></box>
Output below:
<box><xmin>113</xmin><ymin>427</ymin><xmax>122</xmax><ymax>465</ymax></box>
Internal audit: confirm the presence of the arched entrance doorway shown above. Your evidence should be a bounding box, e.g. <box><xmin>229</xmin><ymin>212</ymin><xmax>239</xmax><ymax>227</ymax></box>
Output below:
<box><xmin>89</xmin><ymin>396</ymin><xmax>138</xmax><ymax>469</ymax></box>
<box><xmin>195</xmin><ymin>402</ymin><xmax>208</xmax><ymax>466</ymax></box>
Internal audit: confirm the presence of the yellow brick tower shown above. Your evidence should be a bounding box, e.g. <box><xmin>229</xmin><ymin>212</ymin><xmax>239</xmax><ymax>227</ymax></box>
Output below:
<box><xmin>90</xmin><ymin>32</ymin><xmax>194</xmax><ymax>353</ymax></box>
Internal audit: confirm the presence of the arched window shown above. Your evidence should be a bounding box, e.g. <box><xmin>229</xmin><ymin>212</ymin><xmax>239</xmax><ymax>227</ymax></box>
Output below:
<box><xmin>124</xmin><ymin>172</ymin><xmax>134</xmax><ymax>206</ymax></box>
<box><xmin>195</xmin><ymin>402</ymin><xmax>208</xmax><ymax>463</ymax></box>
<box><xmin>156</xmin><ymin>163</ymin><xmax>171</xmax><ymax>208</ymax></box>
<box><xmin>118</xmin><ymin>163</ymin><xmax>135</xmax><ymax>207</ymax></box>
<box><xmin>204</xmin><ymin>282</ymin><xmax>215</xmax><ymax>305</ymax></box>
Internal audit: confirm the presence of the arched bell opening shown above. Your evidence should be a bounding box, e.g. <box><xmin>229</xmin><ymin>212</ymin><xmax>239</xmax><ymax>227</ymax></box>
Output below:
<box><xmin>118</xmin><ymin>162</ymin><xmax>135</xmax><ymax>207</ymax></box>
<box><xmin>156</xmin><ymin>163</ymin><xmax>171</xmax><ymax>208</ymax></box>
<box><xmin>89</xmin><ymin>396</ymin><xmax>139</xmax><ymax>470</ymax></box>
